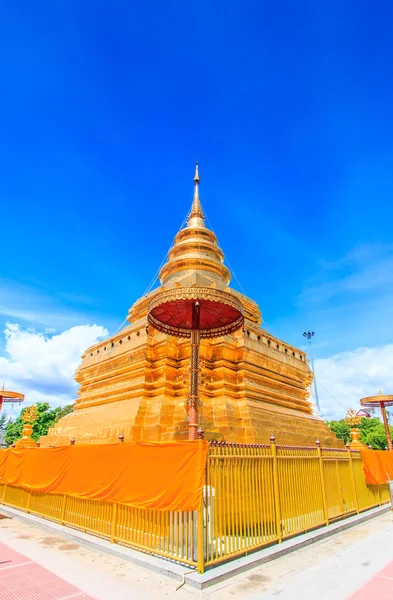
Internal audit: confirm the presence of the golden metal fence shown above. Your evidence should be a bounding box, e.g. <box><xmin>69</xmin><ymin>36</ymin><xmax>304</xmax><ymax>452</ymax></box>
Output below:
<box><xmin>0</xmin><ymin>439</ymin><xmax>390</xmax><ymax>573</ymax></box>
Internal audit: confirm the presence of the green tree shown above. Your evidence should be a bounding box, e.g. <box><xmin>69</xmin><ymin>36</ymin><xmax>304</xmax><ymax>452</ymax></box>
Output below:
<box><xmin>3</xmin><ymin>416</ymin><xmax>22</xmax><ymax>447</ymax></box>
<box><xmin>4</xmin><ymin>402</ymin><xmax>74</xmax><ymax>447</ymax></box>
<box><xmin>327</xmin><ymin>420</ymin><xmax>351</xmax><ymax>444</ymax></box>
<box><xmin>0</xmin><ymin>413</ymin><xmax>8</xmax><ymax>431</ymax></box>
<box><xmin>359</xmin><ymin>417</ymin><xmax>393</xmax><ymax>450</ymax></box>
<box><xmin>326</xmin><ymin>416</ymin><xmax>393</xmax><ymax>450</ymax></box>
<box><xmin>0</xmin><ymin>413</ymin><xmax>9</xmax><ymax>447</ymax></box>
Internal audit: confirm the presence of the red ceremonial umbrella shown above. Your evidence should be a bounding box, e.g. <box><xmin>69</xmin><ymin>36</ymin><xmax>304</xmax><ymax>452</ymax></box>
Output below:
<box><xmin>361</xmin><ymin>391</ymin><xmax>393</xmax><ymax>451</ymax></box>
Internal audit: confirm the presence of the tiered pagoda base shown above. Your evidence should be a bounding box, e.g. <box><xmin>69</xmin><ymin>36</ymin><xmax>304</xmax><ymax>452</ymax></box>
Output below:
<box><xmin>41</xmin><ymin>292</ymin><xmax>340</xmax><ymax>448</ymax></box>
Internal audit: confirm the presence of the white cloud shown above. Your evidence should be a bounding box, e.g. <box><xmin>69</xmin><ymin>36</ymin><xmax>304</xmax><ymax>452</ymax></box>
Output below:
<box><xmin>315</xmin><ymin>343</ymin><xmax>393</xmax><ymax>421</ymax></box>
<box><xmin>0</xmin><ymin>323</ymin><xmax>108</xmax><ymax>418</ymax></box>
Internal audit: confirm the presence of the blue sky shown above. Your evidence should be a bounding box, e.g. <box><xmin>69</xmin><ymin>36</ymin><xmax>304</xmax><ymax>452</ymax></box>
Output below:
<box><xmin>1</xmin><ymin>2</ymin><xmax>393</xmax><ymax>418</ymax></box>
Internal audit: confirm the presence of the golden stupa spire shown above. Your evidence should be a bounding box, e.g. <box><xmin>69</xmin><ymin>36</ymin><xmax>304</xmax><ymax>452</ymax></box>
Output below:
<box><xmin>189</xmin><ymin>160</ymin><xmax>205</xmax><ymax>222</ymax></box>
<box><xmin>158</xmin><ymin>161</ymin><xmax>231</xmax><ymax>288</ymax></box>
<box><xmin>194</xmin><ymin>160</ymin><xmax>200</xmax><ymax>183</ymax></box>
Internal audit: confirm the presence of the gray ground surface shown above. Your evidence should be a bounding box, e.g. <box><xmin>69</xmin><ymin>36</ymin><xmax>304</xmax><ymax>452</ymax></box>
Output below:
<box><xmin>0</xmin><ymin>508</ymin><xmax>392</xmax><ymax>599</ymax></box>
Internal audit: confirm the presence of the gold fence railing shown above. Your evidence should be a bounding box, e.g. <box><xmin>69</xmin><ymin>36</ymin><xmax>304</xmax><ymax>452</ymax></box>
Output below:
<box><xmin>203</xmin><ymin>439</ymin><xmax>390</xmax><ymax>569</ymax></box>
<box><xmin>0</xmin><ymin>438</ymin><xmax>390</xmax><ymax>573</ymax></box>
<box><xmin>0</xmin><ymin>482</ymin><xmax>200</xmax><ymax>567</ymax></box>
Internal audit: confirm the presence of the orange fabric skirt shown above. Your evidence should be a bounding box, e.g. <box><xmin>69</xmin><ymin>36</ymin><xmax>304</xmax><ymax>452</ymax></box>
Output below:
<box><xmin>0</xmin><ymin>441</ymin><xmax>208</xmax><ymax>511</ymax></box>
<box><xmin>361</xmin><ymin>449</ymin><xmax>393</xmax><ymax>485</ymax></box>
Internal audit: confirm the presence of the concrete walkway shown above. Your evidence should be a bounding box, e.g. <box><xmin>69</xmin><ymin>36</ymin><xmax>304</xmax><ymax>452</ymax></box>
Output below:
<box><xmin>0</xmin><ymin>507</ymin><xmax>393</xmax><ymax>599</ymax></box>
<box><xmin>252</xmin><ymin>511</ymin><xmax>393</xmax><ymax>600</ymax></box>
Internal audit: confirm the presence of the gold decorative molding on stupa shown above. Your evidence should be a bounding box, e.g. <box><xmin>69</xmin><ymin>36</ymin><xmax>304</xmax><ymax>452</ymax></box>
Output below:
<box><xmin>40</xmin><ymin>164</ymin><xmax>341</xmax><ymax>448</ymax></box>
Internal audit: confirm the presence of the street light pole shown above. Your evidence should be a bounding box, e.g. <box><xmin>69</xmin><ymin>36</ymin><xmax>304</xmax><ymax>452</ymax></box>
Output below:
<box><xmin>303</xmin><ymin>331</ymin><xmax>321</xmax><ymax>414</ymax></box>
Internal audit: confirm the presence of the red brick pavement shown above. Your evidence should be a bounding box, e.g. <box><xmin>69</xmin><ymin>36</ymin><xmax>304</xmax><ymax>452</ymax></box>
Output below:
<box><xmin>0</xmin><ymin>541</ymin><xmax>96</xmax><ymax>600</ymax></box>
<box><xmin>348</xmin><ymin>560</ymin><xmax>393</xmax><ymax>600</ymax></box>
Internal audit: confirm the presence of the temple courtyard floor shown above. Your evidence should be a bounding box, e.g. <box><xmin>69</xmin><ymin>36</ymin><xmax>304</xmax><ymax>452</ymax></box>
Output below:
<box><xmin>0</xmin><ymin>507</ymin><xmax>392</xmax><ymax>599</ymax></box>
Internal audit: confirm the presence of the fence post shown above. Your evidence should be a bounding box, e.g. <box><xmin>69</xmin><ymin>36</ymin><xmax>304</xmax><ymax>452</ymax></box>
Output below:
<box><xmin>110</xmin><ymin>503</ymin><xmax>117</xmax><ymax>543</ymax></box>
<box><xmin>197</xmin><ymin>498</ymin><xmax>205</xmax><ymax>574</ymax></box>
<box><xmin>270</xmin><ymin>435</ymin><xmax>282</xmax><ymax>543</ymax></box>
<box><xmin>25</xmin><ymin>491</ymin><xmax>31</xmax><ymax>514</ymax></box>
<box><xmin>60</xmin><ymin>494</ymin><xmax>67</xmax><ymax>525</ymax></box>
<box><xmin>346</xmin><ymin>443</ymin><xmax>359</xmax><ymax>514</ymax></box>
<box><xmin>316</xmin><ymin>441</ymin><xmax>329</xmax><ymax>526</ymax></box>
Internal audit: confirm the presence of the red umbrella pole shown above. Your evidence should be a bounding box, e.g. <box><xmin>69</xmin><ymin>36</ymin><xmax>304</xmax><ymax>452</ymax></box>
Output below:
<box><xmin>189</xmin><ymin>302</ymin><xmax>200</xmax><ymax>440</ymax></box>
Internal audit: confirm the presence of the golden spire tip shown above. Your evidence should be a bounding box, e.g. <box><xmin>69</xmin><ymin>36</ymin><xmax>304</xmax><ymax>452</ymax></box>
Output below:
<box><xmin>188</xmin><ymin>160</ymin><xmax>204</xmax><ymax>223</ymax></box>
<box><xmin>194</xmin><ymin>160</ymin><xmax>200</xmax><ymax>184</ymax></box>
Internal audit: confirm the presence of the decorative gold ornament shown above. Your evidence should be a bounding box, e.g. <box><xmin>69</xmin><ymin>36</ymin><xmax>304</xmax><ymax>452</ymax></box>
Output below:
<box><xmin>344</xmin><ymin>409</ymin><xmax>362</xmax><ymax>429</ymax></box>
<box><xmin>345</xmin><ymin>409</ymin><xmax>366</xmax><ymax>449</ymax></box>
<box><xmin>16</xmin><ymin>405</ymin><xmax>38</xmax><ymax>449</ymax></box>
<box><xmin>22</xmin><ymin>405</ymin><xmax>38</xmax><ymax>424</ymax></box>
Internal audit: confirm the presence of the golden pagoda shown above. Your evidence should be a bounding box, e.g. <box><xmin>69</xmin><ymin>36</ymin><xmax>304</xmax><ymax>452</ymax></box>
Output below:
<box><xmin>41</xmin><ymin>165</ymin><xmax>340</xmax><ymax>447</ymax></box>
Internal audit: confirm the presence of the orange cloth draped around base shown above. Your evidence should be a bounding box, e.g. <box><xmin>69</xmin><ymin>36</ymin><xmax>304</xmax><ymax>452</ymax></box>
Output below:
<box><xmin>0</xmin><ymin>441</ymin><xmax>208</xmax><ymax>511</ymax></box>
<box><xmin>360</xmin><ymin>449</ymin><xmax>393</xmax><ymax>485</ymax></box>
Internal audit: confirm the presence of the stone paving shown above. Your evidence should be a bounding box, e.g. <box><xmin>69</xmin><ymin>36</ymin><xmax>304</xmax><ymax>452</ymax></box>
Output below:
<box><xmin>0</xmin><ymin>540</ymin><xmax>95</xmax><ymax>600</ymax></box>
<box><xmin>347</xmin><ymin>561</ymin><xmax>393</xmax><ymax>600</ymax></box>
<box><xmin>0</xmin><ymin>508</ymin><xmax>392</xmax><ymax>599</ymax></box>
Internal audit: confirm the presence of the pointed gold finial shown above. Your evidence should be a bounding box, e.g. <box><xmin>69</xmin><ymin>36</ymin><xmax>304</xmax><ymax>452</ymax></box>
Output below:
<box><xmin>379</xmin><ymin>388</ymin><xmax>383</xmax><ymax>395</ymax></box>
<box><xmin>188</xmin><ymin>161</ymin><xmax>204</xmax><ymax>222</ymax></box>
<box><xmin>194</xmin><ymin>160</ymin><xmax>200</xmax><ymax>184</ymax></box>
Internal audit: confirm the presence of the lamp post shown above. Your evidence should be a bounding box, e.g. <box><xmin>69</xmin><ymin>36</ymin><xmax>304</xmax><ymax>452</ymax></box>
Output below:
<box><xmin>302</xmin><ymin>331</ymin><xmax>321</xmax><ymax>414</ymax></box>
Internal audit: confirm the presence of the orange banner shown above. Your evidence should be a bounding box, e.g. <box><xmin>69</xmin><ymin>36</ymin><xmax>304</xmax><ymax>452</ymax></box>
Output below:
<box><xmin>0</xmin><ymin>441</ymin><xmax>208</xmax><ymax>511</ymax></box>
<box><xmin>360</xmin><ymin>449</ymin><xmax>393</xmax><ymax>485</ymax></box>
